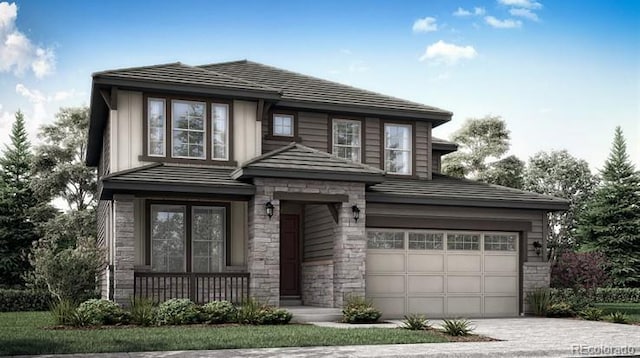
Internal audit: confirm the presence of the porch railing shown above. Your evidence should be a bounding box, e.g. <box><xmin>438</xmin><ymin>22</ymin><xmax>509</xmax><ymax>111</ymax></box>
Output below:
<box><xmin>133</xmin><ymin>272</ymin><xmax>250</xmax><ymax>304</ymax></box>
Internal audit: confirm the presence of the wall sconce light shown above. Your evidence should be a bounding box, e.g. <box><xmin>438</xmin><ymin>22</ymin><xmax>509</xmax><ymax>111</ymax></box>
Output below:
<box><xmin>533</xmin><ymin>241</ymin><xmax>542</xmax><ymax>256</ymax></box>
<box><xmin>265</xmin><ymin>201</ymin><xmax>274</xmax><ymax>219</ymax></box>
<box><xmin>351</xmin><ymin>205</ymin><xmax>360</xmax><ymax>222</ymax></box>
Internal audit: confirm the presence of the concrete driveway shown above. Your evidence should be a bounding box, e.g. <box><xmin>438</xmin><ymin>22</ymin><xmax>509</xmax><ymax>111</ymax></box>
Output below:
<box><xmin>13</xmin><ymin>318</ymin><xmax>640</xmax><ymax>358</ymax></box>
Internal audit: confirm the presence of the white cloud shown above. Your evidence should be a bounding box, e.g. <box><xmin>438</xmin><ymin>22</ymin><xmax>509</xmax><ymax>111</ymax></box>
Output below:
<box><xmin>453</xmin><ymin>7</ymin><xmax>485</xmax><ymax>16</ymax></box>
<box><xmin>412</xmin><ymin>17</ymin><xmax>438</xmax><ymax>33</ymax></box>
<box><xmin>485</xmin><ymin>16</ymin><xmax>522</xmax><ymax>28</ymax></box>
<box><xmin>0</xmin><ymin>2</ymin><xmax>55</xmax><ymax>78</ymax></box>
<box><xmin>509</xmin><ymin>8</ymin><xmax>539</xmax><ymax>21</ymax></box>
<box><xmin>419</xmin><ymin>40</ymin><xmax>477</xmax><ymax>65</ymax></box>
<box><xmin>498</xmin><ymin>0</ymin><xmax>542</xmax><ymax>9</ymax></box>
<box><xmin>15</xmin><ymin>83</ymin><xmax>84</xmax><ymax>125</ymax></box>
<box><xmin>348</xmin><ymin>61</ymin><xmax>369</xmax><ymax>73</ymax></box>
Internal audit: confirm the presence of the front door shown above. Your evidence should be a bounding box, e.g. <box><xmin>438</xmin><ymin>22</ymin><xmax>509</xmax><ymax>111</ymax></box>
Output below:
<box><xmin>280</xmin><ymin>214</ymin><xmax>300</xmax><ymax>296</ymax></box>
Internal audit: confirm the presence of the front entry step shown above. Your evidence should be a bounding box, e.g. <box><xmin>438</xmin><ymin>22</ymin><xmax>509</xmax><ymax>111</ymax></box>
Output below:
<box><xmin>286</xmin><ymin>306</ymin><xmax>343</xmax><ymax>323</ymax></box>
<box><xmin>280</xmin><ymin>296</ymin><xmax>302</xmax><ymax>306</ymax></box>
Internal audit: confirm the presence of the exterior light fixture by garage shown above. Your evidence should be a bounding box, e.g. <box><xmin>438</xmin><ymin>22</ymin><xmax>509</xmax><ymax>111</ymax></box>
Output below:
<box><xmin>533</xmin><ymin>241</ymin><xmax>542</xmax><ymax>256</ymax></box>
<box><xmin>265</xmin><ymin>201</ymin><xmax>274</xmax><ymax>219</ymax></box>
<box><xmin>351</xmin><ymin>205</ymin><xmax>360</xmax><ymax>222</ymax></box>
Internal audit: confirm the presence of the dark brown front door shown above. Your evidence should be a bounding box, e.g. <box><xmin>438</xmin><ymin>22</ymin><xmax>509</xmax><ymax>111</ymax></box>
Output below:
<box><xmin>280</xmin><ymin>214</ymin><xmax>300</xmax><ymax>296</ymax></box>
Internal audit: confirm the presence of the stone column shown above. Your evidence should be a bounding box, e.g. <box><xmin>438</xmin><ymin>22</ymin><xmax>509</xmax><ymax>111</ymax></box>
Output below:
<box><xmin>112</xmin><ymin>195</ymin><xmax>135</xmax><ymax>306</ymax></box>
<box><xmin>333</xmin><ymin>184</ymin><xmax>367</xmax><ymax>307</ymax></box>
<box><xmin>247</xmin><ymin>179</ymin><xmax>280</xmax><ymax>306</ymax></box>
<box><xmin>523</xmin><ymin>261</ymin><xmax>551</xmax><ymax>314</ymax></box>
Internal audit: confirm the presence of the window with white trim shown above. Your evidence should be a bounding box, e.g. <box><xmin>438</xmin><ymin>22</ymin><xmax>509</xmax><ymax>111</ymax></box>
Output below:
<box><xmin>211</xmin><ymin>103</ymin><xmax>229</xmax><ymax>160</ymax></box>
<box><xmin>484</xmin><ymin>234</ymin><xmax>517</xmax><ymax>251</ymax></box>
<box><xmin>409</xmin><ymin>232</ymin><xmax>444</xmax><ymax>250</ymax></box>
<box><xmin>273</xmin><ymin>114</ymin><xmax>294</xmax><ymax>137</ymax></box>
<box><xmin>332</xmin><ymin>118</ymin><xmax>361</xmax><ymax>162</ymax></box>
<box><xmin>384</xmin><ymin>123</ymin><xmax>412</xmax><ymax>175</ymax></box>
<box><xmin>172</xmin><ymin>100</ymin><xmax>206</xmax><ymax>159</ymax></box>
<box><xmin>366</xmin><ymin>231</ymin><xmax>404</xmax><ymax>249</ymax></box>
<box><xmin>447</xmin><ymin>233</ymin><xmax>480</xmax><ymax>250</ymax></box>
<box><xmin>147</xmin><ymin>98</ymin><xmax>166</xmax><ymax>157</ymax></box>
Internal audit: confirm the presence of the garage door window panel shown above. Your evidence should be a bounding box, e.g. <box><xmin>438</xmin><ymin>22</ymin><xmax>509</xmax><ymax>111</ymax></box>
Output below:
<box><xmin>447</xmin><ymin>233</ymin><xmax>480</xmax><ymax>250</ymax></box>
<box><xmin>484</xmin><ymin>234</ymin><xmax>517</xmax><ymax>251</ymax></box>
<box><xmin>408</xmin><ymin>232</ymin><xmax>444</xmax><ymax>250</ymax></box>
<box><xmin>367</xmin><ymin>231</ymin><xmax>404</xmax><ymax>249</ymax></box>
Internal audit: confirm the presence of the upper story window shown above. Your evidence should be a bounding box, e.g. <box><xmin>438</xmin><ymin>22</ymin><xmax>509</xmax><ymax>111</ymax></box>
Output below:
<box><xmin>332</xmin><ymin>118</ymin><xmax>361</xmax><ymax>162</ymax></box>
<box><xmin>147</xmin><ymin>98</ymin><xmax>166</xmax><ymax>157</ymax></box>
<box><xmin>145</xmin><ymin>96</ymin><xmax>230</xmax><ymax>162</ymax></box>
<box><xmin>211</xmin><ymin>104</ymin><xmax>229</xmax><ymax>160</ymax></box>
<box><xmin>273</xmin><ymin>113</ymin><xmax>294</xmax><ymax>137</ymax></box>
<box><xmin>172</xmin><ymin>100</ymin><xmax>206</xmax><ymax>159</ymax></box>
<box><xmin>384</xmin><ymin>123</ymin><xmax>412</xmax><ymax>175</ymax></box>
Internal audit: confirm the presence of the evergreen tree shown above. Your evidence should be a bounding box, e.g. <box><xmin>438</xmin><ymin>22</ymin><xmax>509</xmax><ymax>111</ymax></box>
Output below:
<box><xmin>577</xmin><ymin>127</ymin><xmax>640</xmax><ymax>287</ymax></box>
<box><xmin>0</xmin><ymin>111</ymin><xmax>40</xmax><ymax>286</ymax></box>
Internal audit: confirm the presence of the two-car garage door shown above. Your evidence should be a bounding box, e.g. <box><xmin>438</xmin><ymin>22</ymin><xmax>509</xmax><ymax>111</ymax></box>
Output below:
<box><xmin>365</xmin><ymin>230</ymin><xmax>519</xmax><ymax>318</ymax></box>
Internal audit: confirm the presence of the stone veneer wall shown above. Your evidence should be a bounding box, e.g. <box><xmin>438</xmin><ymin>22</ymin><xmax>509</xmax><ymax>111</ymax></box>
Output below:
<box><xmin>523</xmin><ymin>261</ymin><xmax>551</xmax><ymax>313</ymax></box>
<box><xmin>247</xmin><ymin>178</ymin><xmax>366</xmax><ymax>308</ymax></box>
<box><xmin>113</xmin><ymin>195</ymin><xmax>135</xmax><ymax>306</ymax></box>
<box><xmin>301</xmin><ymin>260</ymin><xmax>334</xmax><ymax>307</ymax></box>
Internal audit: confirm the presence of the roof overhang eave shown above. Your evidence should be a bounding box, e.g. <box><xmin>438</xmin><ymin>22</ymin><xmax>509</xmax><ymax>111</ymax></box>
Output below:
<box><xmin>233</xmin><ymin>167</ymin><xmax>386</xmax><ymax>185</ymax></box>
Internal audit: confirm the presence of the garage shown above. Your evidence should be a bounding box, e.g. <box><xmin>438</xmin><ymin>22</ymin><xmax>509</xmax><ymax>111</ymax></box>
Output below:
<box><xmin>365</xmin><ymin>229</ymin><xmax>519</xmax><ymax>318</ymax></box>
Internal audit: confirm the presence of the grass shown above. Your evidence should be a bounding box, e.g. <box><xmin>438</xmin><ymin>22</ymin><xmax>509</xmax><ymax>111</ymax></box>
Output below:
<box><xmin>594</xmin><ymin>303</ymin><xmax>640</xmax><ymax>323</ymax></box>
<box><xmin>0</xmin><ymin>311</ymin><xmax>449</xmax><ymax>355</ymax></box>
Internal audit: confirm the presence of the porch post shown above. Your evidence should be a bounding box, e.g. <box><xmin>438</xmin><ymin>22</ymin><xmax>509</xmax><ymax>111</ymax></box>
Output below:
<box><xmin>333</xmin><ymin>184</ymin><xmax>367</xmax><ymax>307</ymax></box>
<box><xmin>247</xmin><ymin>178</ymin><xmax>280</xmax><ymax>306</ymax></box>
<box><xmin>112</xmin><ymin>194</ymin><xmax>135</xmax><ymax>306</ymax></box>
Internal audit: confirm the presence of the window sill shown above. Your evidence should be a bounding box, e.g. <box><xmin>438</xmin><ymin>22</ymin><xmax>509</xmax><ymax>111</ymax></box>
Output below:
<box><xmin>138</xmin><ymin>155</ymin><xmax>238</xmax><ymax>167</ymax></box>
<box><xmin>263</xmin><ymin>134</ymin><xmax>302</xmax><ymax>142</ymax></box>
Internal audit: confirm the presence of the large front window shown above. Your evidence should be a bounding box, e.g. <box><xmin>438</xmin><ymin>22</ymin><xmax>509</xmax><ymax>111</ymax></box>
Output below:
<box><xmin>332</xmin><ymin>118</ymin><xmax>361</xmax><ymax>162</ymax></box>
<box><xmin>150</xmin><ymin>203</ymin><xmax>226</xmax><ymax>272</ymax></box>
<box><xmin>384</xmin><ymin>123</ymin><xmax>412</xmax><ymax>175</ymax></box>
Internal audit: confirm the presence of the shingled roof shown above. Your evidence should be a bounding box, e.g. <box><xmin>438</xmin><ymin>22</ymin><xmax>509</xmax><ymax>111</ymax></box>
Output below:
<box><xmin>200</xmin><ymin>60</ymin><xmax>451</xmax><ymax>120</ymax></box>
<box><xmin>432</xmin><ymin>136</ymin><xmax>458</xmax><ymax>153</ymax></box>
<box><xmin>232</xmin><ymin>143</ymin><xmax>385</xmax><ymax>184</ymax></box>
<box><xmin>100</xmin><ymin>163</ymin><xmax>255</xmax><ymax>199</ymax></box>
<box><xmin>367</xmin><ymin>174</ymin><xmax>569</xmax><ymax>210</ymax></box>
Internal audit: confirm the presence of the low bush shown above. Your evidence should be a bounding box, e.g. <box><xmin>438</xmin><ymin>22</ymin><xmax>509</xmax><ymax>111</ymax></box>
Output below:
<box><xmin>546</xmin><ymin>302</ymin><xmax>574</xmax><ymax>317</ymax></box>
<box><xmin>526</xmin><ymin>288</ymin><xmax>551</xmax><ymax>316</ymax></box>
<box><xmin>129</xmin><ymin>297</ymin><xmax>156</xmax><ymax>326</ymax></box>
<box><xmin>401</xmin><ymin>314</ymin><xmax>430</xmax><ymax>330</ymax></box>
<box><xmin>342</xmin><ymin>295</ymin><xmax>382</xmax><ymax>324</ymax></box>
<box><xmin>155</xmin><ymin>299</ymin><xmax>200</xmax><ymax>325</ymax></box>
<box><xmin>76</xmin><ymin>299</ymin><xmax>129</xmax><ymax>325</ymax></box>
<box><xmin>236</xmin><ymin>298</ymin><xmax>265</xmax><ymax>325</ymax></box>
<box><xmin>259</xmin><ymin>307</ymin><xmax>292</xmax><ymax>325</ymax></box>
<box><xmin>441</xmin><ymin>318</ymin><xmax>474</xmax><ymax>336</ymax></box>
<box><xmin>549</xmin><ymin>287</ymin><xmax>640</xmax><ymax>304</ymax></box>
<box><xmin>0</xmin><ymin>289</ymin><xmax>51</xmax><ymax>312</ymax></box>
<box><xmin>201</xmin><ymin>300</ymin><xmax>236</xmax><ymax>324</ymax></box>
<box><xmin>608</xmin><ymin>311</ymin><xmax>629</xmax><ymax>324</ymax></box>
<box><xmin>579</xmin><ymin>307</ymin><xmax>603</xmax><ymax>321</ymax></box>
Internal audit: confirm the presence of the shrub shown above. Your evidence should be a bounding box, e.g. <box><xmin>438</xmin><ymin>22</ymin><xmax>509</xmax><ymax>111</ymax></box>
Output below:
<box><xmin>30</xmin><ymin>237</ymin><xmax>105</xmax><ymax>304</ymax></box>
<box><xmin>155</xmin><ymin>299</ymin><xmax>200</xmax><ymax>325</ymax></box>
<box><xmin>236</xmin><ymin>298</ymin><xmax>265</xmax><ymax>325</ymax></box>
<box><xmin>129</xmin><ymin>297</ymin><xmax>156</xmax><ymax>326</ymax></box>
<box><xmin>0</xmin><ymin>289</ymin><xmax>51</xmax><ymax>312</ymax></box>
<box><xmin>401</xmin><ymin>314</ymin><xmax>430</xmax><ymax>330</ymax></box>
<box><xmin>51</xmin><ymin>299</ymin><xmax>77</xmax><ymax>326</ymax></box>
<box><xmin>76</xmin><ymin>299</ymin><xmax>128</xmax><ymax>325</ymax></box>
<box><xmin>551</xmin><ymin>252</ymin><xmax>609</xmax><ymax>289</ymax></box>
<box><xmin>608</xmin><ymin>311</ymin><xmax>629</xmax><ymax>324</ymax></box>
<box><xmin>546</xmin><ymin>302</ymin><xmax>574</xmax><ymax>317</ymax></box>
<box><xmin>342</xmin><ymin>295</ymin><xmax>382</xmax><ymax>324</ymax></box>
<box><xmin>595</xmin><ymin>288</ymin><xmax>640</xmax><ymax>303</ymax></box>
<box><xmin>259</xmin><ymin>307</ymin><xmax>292</xmax><ymax>325</ymax></box>
<box><xmin>526</xmin><ymin>288</ymin><xmax>551</xmax><ymax>316</ymax></box>
<box><xmin>579</xmin><ymin>307</ymin><xmax>603</xmax><ymax>321</ymax></box>
<box><xmin>441</xmin><ymin>318</ymin><xmax>474</xmax><ymax>336</ymax></box>
<box><xmin>201</xmin><ymin>300</ymin><xmax>236</xmax><ymax>324</ymax></box>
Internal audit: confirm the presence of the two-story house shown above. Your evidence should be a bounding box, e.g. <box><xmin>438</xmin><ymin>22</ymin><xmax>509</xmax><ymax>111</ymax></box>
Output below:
<box><xmin>86</xmin><ymin>60</ymin><xmax>568</xmax><ymax>318</ymax></box>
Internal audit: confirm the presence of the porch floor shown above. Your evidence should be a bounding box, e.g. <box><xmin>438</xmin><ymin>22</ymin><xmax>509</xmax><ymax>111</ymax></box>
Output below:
<box><xmin>285</xmin><ymin>306</ymin><xmax>342</xmax><ymax>323</ymax></box>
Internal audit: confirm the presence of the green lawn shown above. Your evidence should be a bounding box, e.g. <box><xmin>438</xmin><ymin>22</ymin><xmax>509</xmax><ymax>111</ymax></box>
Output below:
<box><xmin>594</xmin><ymin>303</ymin><xmax>640</xmax><ymax>323</ymax></box>
<box><xmin>0</xmin><ymin>312</ymin><xmax>448</xmax><ymax>356</ymax></box>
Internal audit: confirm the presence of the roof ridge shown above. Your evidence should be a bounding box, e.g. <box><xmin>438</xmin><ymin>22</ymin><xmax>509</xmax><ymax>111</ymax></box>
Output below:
<box><xmin>204</xmin><ymin>60</ymin><xmax>452</xmax><ymax>115</ymax></box>
<box><xmin>92</xmin><ymin>62</ymin><xmax>182</xmax><ymax>77</ymax></box>
<box><xmin>186</xmin><ymin>63</ymin><xmax>282</xmax><ymax>93</ymax></box>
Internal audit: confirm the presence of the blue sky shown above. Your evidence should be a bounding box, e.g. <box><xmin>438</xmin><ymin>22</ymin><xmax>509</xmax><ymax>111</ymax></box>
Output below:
<box><xmin>0</xmin><ymin>0</ymin><xmax>638</xmax><ymax>170</ymax></box>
